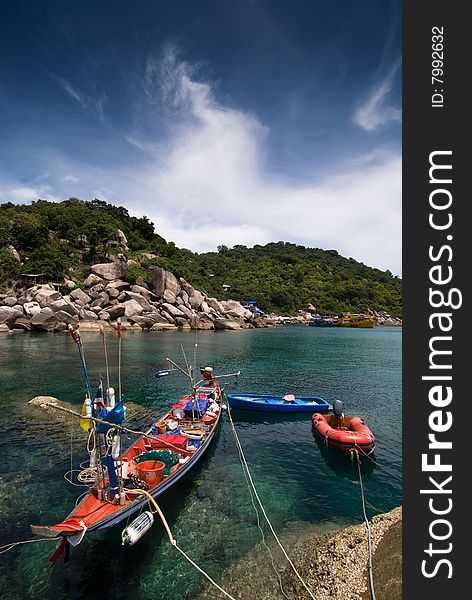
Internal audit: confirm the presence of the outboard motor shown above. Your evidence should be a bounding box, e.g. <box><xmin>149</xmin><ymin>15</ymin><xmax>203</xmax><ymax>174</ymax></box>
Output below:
<box><xmin>333</xmin><ymin>400</ymin><xmax>344</xmax><ymax>418</ymax></box>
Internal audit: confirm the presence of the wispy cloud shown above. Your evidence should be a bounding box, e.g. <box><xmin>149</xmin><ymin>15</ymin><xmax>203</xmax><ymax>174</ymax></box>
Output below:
<box><xmin>48</xmin><ymin>72</ymin><xmax>107</xmax><ymax>121</ymax></box>
<box><xmin>3</xmin><ymin>48</ymin><xmax>401</xmax><ymax>274</ymax></box>
<box><xmin>353</xmin><ymin>60</ymin><xmax>401</xmax><ymax>132</ymax></box>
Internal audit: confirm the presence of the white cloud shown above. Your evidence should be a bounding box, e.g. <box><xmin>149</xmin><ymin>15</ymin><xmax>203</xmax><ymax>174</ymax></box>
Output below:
<box><xmin>353</xmin><ymin>61</ymin><xmax>401</xmax><ymax>132</ymax></box>
<box><xmin>0</xmin><ymin>182</ymin><xmax>60</xmax><ymax>203</ymax></box>
<box><xmin>48</xmin><ymin>72</ymin><xmax>107</xmax><ymax>121</ymax></box>
<box><xmin>3</xmin><ymin>49</ymin><xmax>401</xmax><ymax>275</ymax></box>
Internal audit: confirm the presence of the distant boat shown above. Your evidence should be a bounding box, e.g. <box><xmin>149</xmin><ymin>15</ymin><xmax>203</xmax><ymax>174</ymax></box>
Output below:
<box><xmin>226</xmin><ymin>393</ymin><xmax>331</xmax><ymax>413</ymax></box>
<box><xmin>336</xmin><ymin>314</ymin><xmax>374</xmax><ymax>328</ymax></box>
<box><xmin>308</xmin><ymin>316</ymin><xmax>335</xmax><ymax>327</ymax></box>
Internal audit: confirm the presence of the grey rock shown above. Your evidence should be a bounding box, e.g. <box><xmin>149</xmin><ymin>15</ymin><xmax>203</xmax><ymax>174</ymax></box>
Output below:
<box><xmin>83</xmin><ymin>274</ymin><xmax>103</xmax><ymax>287</ymax></box>
<box><xmin>150</xmin><ymin>266</ymin><xmax>166</xmax><ymax>296</ymax></box>
<box><xmin>79</xmin><ymin>309</ymin><xmax>99</xmax><ymax>320</ymax></box>
<box><xmin>106</xmin><ymin>304</ymin><xmax>126</xmax><ymax>320</ymax></box>
<box><xmin>214</xmin><ymin>318</ymin><xmax>242</xmax><ymax>330</ymax></box>
<box><xmin>124</xmin><ymin>292</ymin><xmax>152</xmax><ymax>312</ymax></box>
<box><xmin>23</xmin><ymin>301</ymin><xmax>41</xmax><ymax>317</ymax></box>
<box><xmin>116</xmin><ymin>229</ymin><xmax>128</xmax><ymax>247</ymax></box>
<box><xmin>107</xmin><ymin>287</ymin><xmax>120</xmax><ymax>299</ymax></box>
<box><xmin>162</xmin><ymin>289</ymin><xmax>177</xmax><ymax>304</ymax></box>
<box><xmin>0</xmin><ymin>306</ymin><xmax>23</xmax><ymax>327</ymax></box>
<box><xmin>165</xmin><ymin>271</ymin><xmax>181</xmax><ymax>297</ymax></box>
<box><xmin>105</xmin><ymin>279</ymin><xmax>130</xmax><ymax>292</ymax></box>
<box><xmin>90</xmin><ymin>262</ymin><xmax>124</xmax><ymax>280</ymax></box>
<box><xmin>54</xmin><ymin>310</ymin><xmax>79</xmax><ymax>325</ymax></box>
<box><xmin>221</xmin><ymin>300</ymin><xmax>252</xmax><ymax>320</ymax></box>
<box><xmin>12</xmin><ymin>317</ymin><xmax>31</xmax><ymax>331</ymax></box>
<box><xmin>161</xmin><ymin>303</ymin><xmax>185</xmax><ymax>318</ymax></box>
<box><xmin>149</xmin><ymin>322</ymin><xmax>178</xmax><ymax>331</ymax></box>
<box><xmin>206</xmin><ymin>297</ymin><xmax>224</xmax><ymax>313</ymax></box>
<box><xmin>70</xmin><ymin>288</ymin><xmax>92</xmax><ymax>305</ymax></box>
<box><xmin>189</xmin><ymin>290</ymin><xmax>205</xmax><ymax>310</ymax></box>
<box><xmin>123</xmin><ymin>299</ymin><xmax>144</xmax><ymax>317</ymax></box>
<box><xmin>90</xmin><ymin>292</ymin><xmax>110</xmax><ymax>308</ymax></box>
<box><xmin>49</xmin><ymin>298</ymin><xmax>79</xmax><ymax>316</ymax></box>
<box><xmin>5</xmin><ymin>244</ymin><xmax>21</xmax><ymax>261</ymax></box>
<box><xmin>131</xmin><ymin>285</ymin><xmax>153</xmax><ymax>298</ymax></box>
<box><xmin>31</xmin><ymin>308</ymin><xmax>59</xmax><ymax>332</ymax></box>
<box><xmin>2</xmin><ymin>296</ymin><xmax>18</xmax><ymax>307</ymax></box>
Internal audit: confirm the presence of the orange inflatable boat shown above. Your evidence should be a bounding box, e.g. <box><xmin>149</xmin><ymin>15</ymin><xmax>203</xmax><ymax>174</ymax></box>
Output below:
<box><xmin>312</xmin><ymin>412</ymin><xmax>376</xmax><ymax>454</ymax></box>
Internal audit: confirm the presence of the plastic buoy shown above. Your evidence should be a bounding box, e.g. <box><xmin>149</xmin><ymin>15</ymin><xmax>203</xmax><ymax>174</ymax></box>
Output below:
<box><xmin>122</xmin><ymin>511</ymin><xmax>154</xmax><ymax>545</ymax></box>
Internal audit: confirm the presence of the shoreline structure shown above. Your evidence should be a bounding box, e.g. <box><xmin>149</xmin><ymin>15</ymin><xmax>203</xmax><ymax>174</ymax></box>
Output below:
<box><xmin>1</xmin><ymin>263</ymin><xmax>401</xmax><ymax>333</ymax></box>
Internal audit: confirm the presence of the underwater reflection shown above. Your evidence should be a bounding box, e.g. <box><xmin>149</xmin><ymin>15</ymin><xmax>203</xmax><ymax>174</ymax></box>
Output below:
<box><xmin>312</xmin><ymin>428</ymin><xmax>376</xmax><ymax>483</ymax></box>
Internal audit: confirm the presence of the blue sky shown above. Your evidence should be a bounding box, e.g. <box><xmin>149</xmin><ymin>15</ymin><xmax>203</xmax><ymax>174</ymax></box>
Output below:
<box><xmin>0</xmin><ymin>0</ymin><xmax>401</xmax><ymax>273</ymax></box>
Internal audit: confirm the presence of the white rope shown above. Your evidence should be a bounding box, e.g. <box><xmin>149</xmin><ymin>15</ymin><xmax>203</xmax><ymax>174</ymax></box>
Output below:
<box><xmin>235</xmin><ymin>427</ymin><xmax>290</xmax><ymax>599</ymax></box>
<box><xmin>173</xmin><ymin>544</ymin><xmax>236</xmax><ymax>600</ymax></box>
<box><xmin>354</xmin><ymin>443</ymin><xmax>402</xmax><ymax>482</ymax></box>
<box><xmin>130</xmin><ymin>489</ymin><xmax>236</xmax><ymax>600</ymax></box>
<box><xmin>0</xmin><ymin>538</ymin><xmax>57</xmax><ymax>556</ymax></box>
<box><xmin>356</xmin><ymin>453</ymin><xmax>377</xmax><ymax>600</ymax></box>
<box><xmin>226</xmin><ymin>400</ymin><xmax>317</xmax><ymax>600</ymax></box>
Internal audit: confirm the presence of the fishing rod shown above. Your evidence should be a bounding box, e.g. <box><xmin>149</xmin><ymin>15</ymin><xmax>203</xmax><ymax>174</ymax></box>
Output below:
<box><xmin>67</xmin><ymin>324</ymin><xmax>94</xmax><ymax>402</ymax></box>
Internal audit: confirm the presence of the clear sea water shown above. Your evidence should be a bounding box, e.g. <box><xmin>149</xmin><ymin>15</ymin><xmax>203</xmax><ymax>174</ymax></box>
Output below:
<box><xmin>0</xmin><ymin>325</ymin><xmax>401</xmax><ymax>599</ymax></box>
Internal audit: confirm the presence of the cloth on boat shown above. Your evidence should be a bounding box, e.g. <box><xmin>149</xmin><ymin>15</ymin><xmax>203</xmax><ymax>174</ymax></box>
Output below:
<box><xmin>95</xmin><ymin>400</ymin><xmax>125</xmax><ymax>433</ymax></box>
<box><xmin>183</xmin><ymin>397</ymin><xmax>209</xmax><ymax>418</ymax></box>
<box><xmin>150</xmin><ymin>434</ymin><xmax>188</xmax><ymax>450</ymax></box>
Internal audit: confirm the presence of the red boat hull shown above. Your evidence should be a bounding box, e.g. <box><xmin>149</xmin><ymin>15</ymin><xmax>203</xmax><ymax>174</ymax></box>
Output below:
<box><xmin>312</xmin><ymin>413</ymin><xmax>375</xmax><ymax>453</ymax></box>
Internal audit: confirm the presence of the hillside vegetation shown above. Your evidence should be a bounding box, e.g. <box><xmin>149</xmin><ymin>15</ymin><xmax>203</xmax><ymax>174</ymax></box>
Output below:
<box><xmin>0</xmin><ymin>198</ymin><xmax>401</xmax><ymax>316</ymax></box>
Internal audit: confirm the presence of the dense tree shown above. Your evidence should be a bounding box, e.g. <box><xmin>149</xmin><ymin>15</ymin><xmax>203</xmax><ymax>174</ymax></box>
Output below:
<box><xmin>0</xmin><ymin>199</ymin><xmax>402</xmax><ymax>316</ymax></box>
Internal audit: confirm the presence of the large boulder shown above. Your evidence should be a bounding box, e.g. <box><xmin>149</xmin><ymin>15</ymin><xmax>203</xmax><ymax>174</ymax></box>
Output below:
<box><xmin>90</xmin><ymin>262</ymin><xmax>124</xmax><ymax>280</ymax></box>
<box><xmin>70</xmin><ymin>288</ymin><xmax>92</xmax><ymax>305</ymax></box>
<box><xmin>164</xmin><ymin>271</ymin><xmax>181</xmax><ymax>297</ymax></box>
<box><xmin>162</xmin><ymin>289</ymin><xmax>177</xmax><ymax>304</ymax></box>
<box><xmin>107</xmin><ymin>304</ymin><xmax>126</xmax><ymax>320</ymax></box>
<box><xmin>12</xmin><ymin>317</ymin><xmax>31</xmax><ymax>331</ymax></box>
<box><xmin>221</xmin><ymin>300</ymin><xmax>252</xmax><ymax>320</ymax></box>
<box><xmin>188</xmin><ymin>290</ymin><xmax>205</xmax><ymax>311</ymax></box>
<box><xmin>124</xmin><ymin>292</ymin><xmax>152</xmax><ymax>312</ymax></box>
<box><xmin>49</xmin><ymin>298</ymin><xmax>79</xmax><ymax>316</ymax></box>
<box><xmin>123</xmin><ymin>299</ymin><xmax>144</xmax><ymax>317</ymax></box>
<box><xmin>23</xmin><ymin>301</ymin><xmax>41</xmax><ymax>317</ymax></box>
<box><xmin>206</xmin><ymin>297</ymin><xmax>224</xmax><ymax>314</ymax></box>
<box><xmin>150</xmin><ymin>322</ymin><xmax>178</xmax><ymax>331</ymax></box>
<box><xmin>2</xmin><ymin>296</ymin><xmax>18</xmax><ymax>307</ymax></box>
<box><xmin>161</xmin><ymin>303</ymin><xmax>185</xmax><ymax>318</ymax></box>
<box><xmin>37</xmin><ymin>290</ymin><xmax>63</xmax><ymax>307</ymax></box>
<box><xmin>31</xmin><ymin>308</ymin><xmax>59</xmax><ymax>332</ymax></box>
<box><xmin>131</xmin><ymin>285</ymin><xmax>153</xmax><ymax>298</ymax></box>
<box><xmin>83</xmin><ymin>274</ymin><xmax>103</xmax><ymax>287</ymax></box>
<box><xmin>0</xmin><ymin>306</ymin><xmax>23</xmax><ymax>327</ymax></box>
<box><xmin>116</xmin><ymin>229</ymin><xmax>128</xmax><ymax>247</ymax></box>
<box><xmin>0</xmin><ymin>324</ymin><xmax>10</xmax><ymax>333</ymax></box>
<box><xmin>90</xmin><ymin>292</ymin><xmax>110</xmax><ymax>309</ymax></box>
<box><xmin>214</xmin><ymin>318</ymin><xmax>242</xmax><ymax>330</ymax></box>
<box><xmin>105</xmin><ymin>279</ymin><xmax>130</xmax><ymax>293</ymax></box>
<box><xmin>149</xmin><ymin>266</ymin><xmax>166</xmax><ymax>296</ymax></box>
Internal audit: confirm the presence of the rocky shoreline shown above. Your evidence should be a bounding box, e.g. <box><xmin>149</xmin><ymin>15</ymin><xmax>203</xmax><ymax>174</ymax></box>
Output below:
<box><xmin>0</xmin><ymin>261</ymin><xmax>401</xmax><ymax>333</ymax></box>
<box><xmin>195</xmin><ymin>506</ymin><xmax>402</xmax><ymax>600</ymax></box>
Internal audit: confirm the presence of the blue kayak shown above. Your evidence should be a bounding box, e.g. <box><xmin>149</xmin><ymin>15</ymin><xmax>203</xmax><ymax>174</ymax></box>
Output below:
<box><xmin>226</xmin><ymin>393</ymin><xmax>331</xmax><ymax>413</ymax></box>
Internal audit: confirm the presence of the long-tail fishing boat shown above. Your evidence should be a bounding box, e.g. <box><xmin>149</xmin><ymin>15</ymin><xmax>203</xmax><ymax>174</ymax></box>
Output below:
<box><xmin>31</xmin><ymin>322</ymin><xmax>238</xmax><ymax>562</ymax></box>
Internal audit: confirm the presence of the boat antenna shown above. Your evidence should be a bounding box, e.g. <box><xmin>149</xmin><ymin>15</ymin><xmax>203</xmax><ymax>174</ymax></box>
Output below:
<box><xmin>117</xmin><ymin>318</ymin><xmax>122</xmax><ymax>402</ymax></box>
<box><xmin>181</xmin><ymin>343</ymin><xmax>191</xmax><ymax>378</ymax></box>
<box><xmin>67</xmin><ymin>324</ymin><xmax>93</xmax><ymax>401</ymax></box>
<box><xmin>166</xmin><ymin>357</ymin><xmax>192</xmax><ymax>380</ymax></box>
<box><xmin>100</xmin><ymin>326</ymin><xmax>111</xmax><ymax>396</ymax></box>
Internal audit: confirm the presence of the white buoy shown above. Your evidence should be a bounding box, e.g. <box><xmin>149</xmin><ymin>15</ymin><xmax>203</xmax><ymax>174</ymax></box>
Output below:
<box><xmin>122</xmin><ymin>511</ymin><xmax>154</xmax><ymax>546</ymax></box>
<box><xmin>107</xmin><ymin>387</ymin><xmax>116</xmax><ymax>408</ymax></box>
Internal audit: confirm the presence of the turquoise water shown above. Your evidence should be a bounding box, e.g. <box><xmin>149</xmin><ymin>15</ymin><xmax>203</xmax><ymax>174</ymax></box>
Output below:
<box><xmin>0</xmin><ymin>325</ymin><xmax>401</xmax><ymax>599</ymax></box>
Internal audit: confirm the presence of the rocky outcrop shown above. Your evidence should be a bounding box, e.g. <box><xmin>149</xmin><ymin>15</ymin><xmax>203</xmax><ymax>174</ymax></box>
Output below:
<box><xmin>0</xmin><ymin>265</ymin><xmax>282</xmax><ymax>333</ymax></box>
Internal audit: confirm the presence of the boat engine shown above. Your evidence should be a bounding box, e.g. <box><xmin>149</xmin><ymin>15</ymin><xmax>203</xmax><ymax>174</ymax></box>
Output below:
<box><xmin>333</xmin><ymin>399</ymin><xmax>344</xmax><ymax>417</ymax></box>
<box><xmin>122</xmin><ymin>511</ymin><xmax>154</xmax><ymax>546</ymax></box>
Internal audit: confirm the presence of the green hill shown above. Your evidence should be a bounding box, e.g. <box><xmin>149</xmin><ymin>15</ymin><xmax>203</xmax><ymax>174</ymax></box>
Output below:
<box><xmin>0</xmin><ymin>198</ymin><xmax>401</xmax><ymax>317</ymax></box>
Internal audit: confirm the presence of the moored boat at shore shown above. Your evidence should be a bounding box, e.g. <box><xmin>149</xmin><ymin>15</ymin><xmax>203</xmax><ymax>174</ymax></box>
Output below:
<box><xmin>312</xmin><ymin>401</ymin><xmax>375</xmax><ymax>453</ymax></box>
<box><xmin>30</xmin><ymin>326</ymin><xmax>231</xmax><ymax>561</ymax></box>
<box><xmin>227</xmin><ymin>393</ymin><xmax>331</xmax><ymax>413</ymax></box>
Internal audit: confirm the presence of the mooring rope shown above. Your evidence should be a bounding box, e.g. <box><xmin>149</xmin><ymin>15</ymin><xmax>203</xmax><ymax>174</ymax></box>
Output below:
<box><xmin>354</xmin><ymin>443</ymin><xmax>402</xmax><ymax>482</ymax></box>
<box><xmin>355</xmin><ymin>453</ymin><xmax>377</xmax><ymax>600</ymax></box>
<box><xmin>235</xmin><ymin>425</ymin><xmax>291</xmax><ymax>600</ymax></box>
<box><xmin>130</xmin><ymin>489</ymin><xmax>236</xmax><ymax>600</ymax></box>
<box><xmin>0</xmin><ymin>538</ymin><xmax>57</xmax><ymax>556</ymax></box>
<box><xmin>226</xmin><ymin>400</ymin><xmax>317</xmax><ymax>600</ymax></box>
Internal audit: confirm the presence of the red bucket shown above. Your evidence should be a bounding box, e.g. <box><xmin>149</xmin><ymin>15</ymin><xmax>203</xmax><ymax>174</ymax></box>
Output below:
<box><xmin>136</xmin><ymin>460</ymin><xmax>165</xmax><ymax>487</ymax></box>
